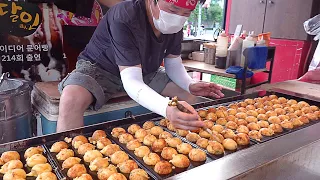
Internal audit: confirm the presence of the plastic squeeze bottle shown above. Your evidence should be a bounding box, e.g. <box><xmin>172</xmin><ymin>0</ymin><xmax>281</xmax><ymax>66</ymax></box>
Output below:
<box><xmin>215</xmin><ymin>31</ymin><xmax>229</xmax><ymax>69</ymax></box>
<box><xmin>241</xmin><ymin>32</ymin><xmax>255</xmax><ymax>67</ymax></box>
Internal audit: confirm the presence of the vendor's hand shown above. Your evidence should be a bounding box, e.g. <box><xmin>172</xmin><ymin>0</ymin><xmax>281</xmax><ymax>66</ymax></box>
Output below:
<box><xmin>166</xmin><ymin>101</ymin><xmax>205</xmax><ymax>130</ymax></box>
<box><xmin>189</xmin><ymin>81</ymin><xmax>224</xmax><ymax>98</ymax></box>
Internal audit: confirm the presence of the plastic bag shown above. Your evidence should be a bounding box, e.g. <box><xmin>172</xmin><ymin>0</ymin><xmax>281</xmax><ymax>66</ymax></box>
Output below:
<box><xmin>304</xmin><ymin>14</ymin><xmax>320</xmax><ymax>40</ymax></box>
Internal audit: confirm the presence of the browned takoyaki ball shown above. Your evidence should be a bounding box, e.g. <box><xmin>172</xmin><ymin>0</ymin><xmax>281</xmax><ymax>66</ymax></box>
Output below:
<box><xmin>246</xmin><ymin>116</ymin><xmax>258</xmax><ymax>123</ymax></box>
<box><xmin>128</xmin><ymin>124</ymin><xmax>141</xmax><ymax>135</ymax></box>
<box><xmin>238</xmin><ymin>102</ymin><xmax>248</xmax><ymax>108</ymax></box>
<box><xmin>108</xmin><ymin>173</ymin><xmax>127</xmax><ymax>180</ymax></box>
<box><xmin>154</xmin><ymin>161</ymin><xmax>172</xmax><ymax>175</ymax></box>
<box><xmin>237</xmin><ymin>119</ymin><xmax>248</xmax><ymax>126</ymax></box>
<box><xmin>90</xmin><ymin>130</ymin><xmax>106</xmax><ymax>143</ymax></box>
<box><xmin>143</xmin><ymin>153</ymin><xmax>161</xmax><ymax>166</ymax></box>
<box><xmin>236</xmin><ymin>112</ymin><xmax>247</xmax><ymax>119</ymax></box>
<box><xmin>127</xmin><ymin>139</ymin><xmax>142</xmax><ymax>151</ymax></box>
<box><xmin>247</xmin><ymin>110</ymin><xmax>258</xmax><ymax>117</ymax></box>
<box><xmin>71</xmin><ymin>135</ymin><xmax>88</xmax><ymax>149</ymax></box>
<box><xmin>257</xmin><ymin>121</ymin><xmax>269</xmax><ymax>128</ymax></box>
<box><xmin>273</xmin><ymin>104</ymin><xmax>283</xmax><ymax>109</ymax></box>
<box><xmin>62</xmin><ymin>157</ymin><xmax>82</xmax><ymax>169</ymax></box>
<box><xmin>269</xmin><ymin>95</ymin><xmax>278</xmax><ymax>100</ymax></box>
<box><xmin>84</xmin><ymin>150</ymin><xmax>103</xmax><ymax>163</ymax></box>
<box><xmin>254</xmin><ymin>103</ymin><xmax>264</xmax><ymax>109</ymax></box>
<box><xmin>310</xmin><ymin>105</ymin><xmax>319</xmax><ymax>111</ymax></box>
<box><xmin>143</xmin><ymin>121</ymin><xmax>155</xmax><ymax>130</ymax></box>
<box><xmin>89</xmin><ymin>157</ymin><xmax>109</xmax><ymax>172</ymax></box>
<box><xmin>271</xmin><ymin>99</ymin><xmax>280</xmax><ymax>105</ymax></box>
<box><xmin>25</xmin><ymin>147</ymin><xmax>43</xmax><ymax>159</ymax></box>
<box><xmin>288</xmin><ymin>113</ymin><xmax>298</xmax><ymax>120</ymax></box>
<box><xmin>226</xmin><ymin>115</ymin><xmax>237</xmax><ymax>122</ymax></box>
<box><xmin>278</xmin><ymin>97</ymin><xmax>287</xmax><ymax>104</ymax></box>
<box><xmin>161</xmin><ymin>147</ymin><xmax>178</xmax><ymax>160</ymax></box>
<box><xmin>97</xmin><ymin>165</ymin><xmax>117</xmax><ymax>180</ymax></box>
<box><xmin>196</xmin><ymin>138</ymin><xmax>209</xmax><ymax>149</ymax></box>
<box><xmin>189</xmin><ymin>149</ymin><xmax>207</xmax><ymax>162</ymax></box>
<box><xmin>56</xmin><ymin>149</ymin><xmax>74</xmax><ymax>161</ymax></box>
<box><xmin>204</xmin><ymin>120</ymin><xmax>214</xmax><ymax>129</ymax></box>
<box><xmin>287</xmin><ymin>99</ymin><xmax>298</xmax><ymax>105</ymax></box>
<box><xmin>135</xmin><ymin>129</ymin><xmax>149</xmax><ymax>142</ymax></box>
<box><xmin>284</xmin><ymin>107</ymin><xmax>294</xmax><ymax>113</ymax></box>
<box><xmin>134</xmin><ymin>146</ymin><xmax>150</xmax><ymax>158</ymax></box>
<box><xmin>151</xmin><ymin>139</ymin><xmax>167</xmax><ymax>152</ymax></box>
<box><xmin>225</xmin><ymin>121</ymin><xmax>238</xmax><ymax>130</ymax></box>
<box><xmin>263</xmin><ymin>101</ymin><xmax>273</xmax><ymax>107</ymax></box>
<box><xmin>306</xmin><ymin>113</ymin><xmax>318</xmax><ymax>121</ymax></box>
<box><xmin>269</xmin><ymin>124</ymin><xmax>283</xmax><ymax>133</ymax></box>
<box><xmin>170</xmin><ymin>154</ymin><xmax>190</xmax><ymax>168</ymax></box>
<box><xmin>218</xmin><ymin>106</ymin><xmax>228</xmax><ymax>111</ymax></box>
<box><xmin>237</xmin><ymin>107</ymin><xmax>247</xmax><ymax>113</ymax></box>
<box><xmin>282</xmin><ymin>103</ymin><xmax>290</xmax><ymax>108</ymax></box>
<box><xmin>274</xmin><ymin>108</ymin><xmax>286</xmax><ymax>115</ymax></box>
<box><xmin>3</xmin><ymin>169</ymin><xmax>26</xmax><ymax>180</ymax></box>
<box><xmin>301</xmin><ymin>107</ymin><xmax>313</xmax><ymax>114</ymax></box>
<box><xmin>186</xmin><ymin>133</ymin><xmax>201</xmax><ymax>143</ymax></box>
<box><xmin>111</xmin><ymin>128</ymin><xmax>126</xmax><ymax>138</ymax></box>
<box><xmin>111</xmin><ymin>151</ymin><xmax>129</xmax><ymax>165</ymax></box>
<box><xmin>150</xmin><ymin>126</ymin><xmax>164</xmax><ymax>136</ymax></box>
<box><xmin>298</xmin><ymin>101</ymin><xmax>310</xmax><ymax>108</ymax></box>
<box><xmin>294</xmin><ymin>110</ymin><xmax>304</xmax><ymax>116</ymax></box>
<box><xmin>256</xmin><ymin>108</ymin><xmax>266</xmax><ymax>115</ymax></box>
<box><xmin>119</xmin><ymin>133</ymin><xmax>134</xmax><ymax>144</ymax></box>
<box><xmin>315</xmin><ymin>111</ymin><xmax>320</xmax><ymax>118</ymax></box>
<box><xmin>159</xmin><ymin>119</ymin><xmax>169</xmax><ymax>127</ymax></box>
<box><xmin>165</xmin><ymin>137</ymin><xmax>182</xmax><ymax>148</ymax></box>
<box><xmin>291</xmin><ymin>104</ymin><xmax>301</xmax><ymax>111</ymax></box>
<box><xmin>100</xmin><ymin>144</ymin><xmax>120</xmax><ymax>157</ymax></box>
<box><xmin>248</xmin><ymin>130</ymin><xmax>262</xmax><ymax>141</ymax></box>
<box><xmin>199</xmin><ymin>129</ymin><xmax>212</xmax><ymax>139</ymax></box>
<box><xmin>26</xmin><ymin>154</ymin><xmax>47</xmax><ymax>168</ymax></box>
<box><xmin>262</xmin><ymin>96</ymin><xmax>270</xmax><ymax>102</ymax></box>
<box><xmin>209</xmin><ymin>133</ymin><xmax>224</xmax><ymax>143</ymax></box>
<box><xmin>211</xmin><ymin>124</ymin><xmax>224</xmax><ymax>133</ymax></box>
<box><xmin>291</xmin><ymin>118</ymin><xmax>303</xmax><ymax>127</ymax></box>
<box><xmin>259</xmin><ymin>128</ymin><xmax>274</xmax><ymax>137</ymax></box>
<box><xmin>167</xmin><ymin>123</ymin><xmax>176</xmax><ymax>131</ymax></box>
<box><xmin>207</xmin><ymin>107</ymin><xmax>217</xmax><ymax>113</ymax></box>
<box><xmin>78</xmin><ymin>143</ymin><xmax>95</xmax><ymax>155</ymax></box>
<box><xmin>247</xmin><ymin>122</ymin><xmax>261</xmax><ymax>131</ymax></box>
<box><xmin>118</xmin><ymin>159</ymin><xmax>138</xmax><ymax>174</ymax></box>
<box><xmin>198</xmin><ymin>110</ymin><xmax>208</xmax><ymax>118</ymax></box>
<box><xmin>216</xmin><ymin>110</ymin><xmax>226</xmax><ymax>118</ymax></box>
<box><xmin>227</xmin><ymin>109</ymin><xmax>237</xmax><ymax>116</ymax></box>
<box><xmin>268</xmin><ymin>116</ymin><xmax>281</xmax><ymax>124</ymax></box>
<box><xmin>244</xmin><ymin>99</ymin><xmax>255</xmax><ymax>105</ymax></box>
<box><xmin>254</xmin><ymin>97</ymin><xmax>264</xmax><ymax>104</ymax></box>
<box><xmin>97</xmin><ymin>137</ymin><xmax>112</xmax><ymax>150</ymax></box>
<box><xmin>206</xmin><ymin>112</ymin><xmax>218</xmax><ymax>122</ymax></box>
<box><xmin>129</xmin><ymin>169</ymin><xmax>149</xmax><ymax>180</ymax></box>
<box><xmin>221</xmin><ymin>129</ymin><xmax>236</xmax><ymax>139</ymax></box>
<box><xmin>264</xmin><ymin>106</ymin><xmax>273</xmax><ymax>112</ymax></box>
<box><xmin>159</xmin><ymin>131</ymin><xmax>173</xmax><ymax>139</ymax></box>
<box><xmin>176</xmin><ymin>143</ymin><xmax>193</xmax><ymax>155</ymax></box>
<box><xmin>228</xmin><ymin>104</ymin><xmax>238</xmax><ymax>109</ymax></box>
<box><xmin>278</xmin><ymin>115</ymin><xmax>290</xmax><ymax>121</ymax></box>
<box><xmin>246</xmin><ymin>105</ymin><xmax>256</xmax><ymax>111</ymax></box>
<box><xmin>143</xmin><ymin>134</ymin><xmax>157</xmax><ymax>146</ymax></box>
<box><xmin>222</xmin><ymin>139</ymin><xmax>237</xmax><ymax>151</ymax></box>
<box><xmin>257</xmin><ymin>114</ymin><xmax>268</xmax><ymax>121</ymax></box>
<box><xmin>50</xmin><ymin>141</ymin><xmax>68</xmax><ymax>153</ymax></box>
<box><xmin>67</xmin><ymin>164</ymin><xmax>87</xmax><ymax>179</ymax></box>
<box><xmin>216</xmin><ymin>118</ymin><xmax>228</xmax><ymax>126</ymax></box>
<box><xmin>234</xmin><ymin>133</ymin><xmax>250</xmax><ymax>146</ymax></box>
<box><xmin>298</xmin><ymin>115</ymin><xmax>310</xmax><ymax>124</ymax></box>
<box><xmin>207</xmin><ymin>141</ymin><xmax>224</xmax><ymax>155</ymax></box>
<box><xmin>266</xmin><ymin>111</ymin><xmax>277</xmax><ymax>117</ymax></box>
<box><xmin>190</xmin><ymin>128</ymin><xmax>201</xmax><ymax>134</ymax></box>
<box><xmin>0</xmin><ymin>160</ymin><xmax>23</xmax><ymax>174</ymax></box>
<box><xmin>237</xmin><ymin>125</ymin><xmax>249</xmax><ymax>134</ymax></box>
<box><xmin>281</xmin><ymin>120</ymin><xmax>294</xmax><ymax>129</ymax></box>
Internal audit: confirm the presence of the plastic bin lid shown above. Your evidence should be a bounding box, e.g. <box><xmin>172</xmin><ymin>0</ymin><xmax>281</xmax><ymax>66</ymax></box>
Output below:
<box><xmin>0</xmin><ymin>73</ymin><xmax>23</xmax><ymax>95</ymax></box>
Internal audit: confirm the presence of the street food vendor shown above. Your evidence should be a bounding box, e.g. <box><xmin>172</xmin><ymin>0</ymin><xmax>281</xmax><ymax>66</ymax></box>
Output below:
<box><xmin>57</xmin><ymin>0</ymin><xmax>224</xmax><ymax>132</ymax></box>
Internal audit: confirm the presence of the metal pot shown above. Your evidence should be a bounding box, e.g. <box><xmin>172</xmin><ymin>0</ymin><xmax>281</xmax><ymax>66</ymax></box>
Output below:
<box><xmin>0</xmin><ymin>73</ymin><xmax>33</xmax><ymax>143</ymax></box>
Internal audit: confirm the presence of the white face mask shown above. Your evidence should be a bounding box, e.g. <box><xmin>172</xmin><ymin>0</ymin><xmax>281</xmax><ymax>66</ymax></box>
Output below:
<box><xmin>150</xmin><ymin>2</ymin><xmax>188</xmax><ymax>34</ymax></box>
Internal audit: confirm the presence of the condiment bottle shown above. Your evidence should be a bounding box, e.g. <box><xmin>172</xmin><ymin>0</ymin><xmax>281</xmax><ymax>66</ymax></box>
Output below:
<box><xmin>241</xmin><ymin>33</ymin><xmax>255</xmax><ymax>67</ymax></box>
<box><xmin>215</xmin><ymin>31</ymin><xmax>229</xmax><ymax>69</ymax></box>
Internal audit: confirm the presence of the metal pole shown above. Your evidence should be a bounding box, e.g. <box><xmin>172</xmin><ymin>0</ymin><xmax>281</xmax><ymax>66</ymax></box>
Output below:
<box><xmin>197</xmin><ymin>5</ymin><xmax>202</xmax><ymax>36</ymax></box>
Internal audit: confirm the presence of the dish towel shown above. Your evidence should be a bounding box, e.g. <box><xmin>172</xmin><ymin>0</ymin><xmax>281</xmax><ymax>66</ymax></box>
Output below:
<box><xmin>243</xmin><ymin>46</ymin><xmax>268</xmax><ymax>69</ymax></box>
<box><xmin>226</xmin><ymin>66</ymin><xmax>254</xmax><ymax>79</ymax></box>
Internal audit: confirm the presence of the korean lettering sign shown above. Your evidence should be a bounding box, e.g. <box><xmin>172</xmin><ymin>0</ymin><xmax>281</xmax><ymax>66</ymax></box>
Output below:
<box><xmin>0</xmin><ymin>0</ymin><xmax>42</xmax><ymax>37</ymax></box>
<box><xmin>0</xmin><ymin>44</ymin><xmax>49</xmax><ymax>62</ymax></box>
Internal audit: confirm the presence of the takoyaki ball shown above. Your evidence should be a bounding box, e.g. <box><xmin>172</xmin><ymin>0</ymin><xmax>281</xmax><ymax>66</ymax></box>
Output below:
<box><xmin>218</xmin><ymin>106</ymin><xmax>228</xmax><ymax>111</ymax></box>
<box><xmin>307</xmin><ymin>113</ymin><xmax>318</xmax><ymax>121</ymax></box>
<box><xmin>298</xmin><ymin>101</ymin><xmax>310</xmax><ymax>108</ymax></box>
<box><xmin>282</xmin><ymin>103</ymin><xmax>290</xmax><ymax>108</ymax></box>
<box><xmin>62</xmin><ymin>157</ymin><xmax>81</xmax><ymax>169</ymax></box>
<box><xmin>221</xmin><ymin>129</ymin><xmax>236</xmax><ymax>139</ymax></box>
<box><xmin>90</xmin><ymin>130</ymin><xmax>107</xmax><ymax>143</ymax></box>
<box><xmin>111</xmin><ymin>151</ymin><xmax>129</xmax><ymax>165</ymax></box>
<box><xmin>216</xmin><ymin>110</ymin><xmax>226</xmax><ymax>118</ymax></box>
<box><xmin>176</xmin><ymin>143</ymin><xmax>193</xmax><ymax>155</ymax></box>
<box><xmin>234</xmin><ymin>133</ymin><xmax>250</xmax><ymax>146</ymax></box>
<box><xmin>227</xmin><ymin>104</ymin><xmax>237</xmax><ymax>110</ymax></box>
<box><xmin>72</xmin><ymin>135</ymin><xmax>89</xmax><ymax>149</ymax></box>
<box><xmin>143</xmin><ymin>153</ymin><xmax>161</xmax><ymax>166</ymax></box>
<box><xmin>237</xmin><ymin>119</ymin><xmax>248</xmax><ymax>126</ymax></box>
<box><xmin>278</xmin><ymin>115</ymin><xmax>290</xmax><ymax>121</ymax></box>
<box><xmin>134</xmin><ymin>146</ymin><xmax>150</xmax><ymax>158</ymax></box>
<box><xmin>127</xmin><ymin>139</ymin><xmax>142</xmax><ymax>151</ymax></box>
<box><xmin>244</xmin><ymin>98</ymin><xmax>255</xmax><ymax>105</ymax></box>
<box><xmin>196</xmin><ymin>138</ymin><xmax>209</xmax><ymax>149</ymax></box>
<box><xmin>269</xmin><ymin>124</ymin><xmax>283</xmax><ymax>133</ymax></box>
<box><xmin>84</xmin><ymin>150</ymin><xmax>103</xmax><ymax>163</ymax></box>
<box><xmin>271</xmin><ymin>99</ymin><xmax>280</xmax><ymax>105</ymax></box>
<box><xmin>254</xmin><ymin>103</ymin><xmax>264</xmax><ymax>109</ymax></box>
<box><xmin>118</xmin><ymin>160</ymin><xmax>138</xmax><ymax>174</ymax></box>
<box><xmin>135</xmin><ymin>129</ymin><xmax>149</xmax><ymax>142</ymax></box>
<box><xmin>67</xmin><ymin>164</ymin><xmax>87</xmax><ymax>179</ymax></box>
<box><xmin>36</xmin><ymin>172</ymin><xmax>58</xmax><ymax>180</ymax></box>
<box><xmin>159</xmin><ymin>131</ymin><xmax>173</xmax><ymax>139</ymax></box>
<box><xmin>119</xmin><ymin>133</ymin><xmax>134</xmax><ymax>144</ymax></box>
<box><xmin>236</xmin><ymin>112</ymin><xmax>247</xmax><ymax>119</ymax></box>
<box><xmin>227</xmin><ymin>109</ymin><xmax>237</xmax><ymax>116</ymax></box>
<box><xmin>198</xmin><ymin>110</ymin><xmax>208</xmax><ymax>118</ymax></box>
<box><xmin>291</xmin><ymin>104</ymin><xmax>300</xmax><ymax>111</ymax></box>
<box><xmin>0</xmin><ymin>160</ymin><xmax>23</xmax><ymax>174</ymax></box>
<box><xmin>248</xmin><ymin>130</ymin><xmax>262</xmax><ymax>141</ymax></box>
<box><xmin>263</xmin><ymin>106</ymin><xmax>273</xmax><ymax>113</ymax></box>
<box><xmin>298</xmin><ymin>115</ymin><xmax>310</xmax><ymax>124</ymax></box>
<box><xmin>225</xmin><ymin>121</ymin><xmax>238</xmax><ymax>130</ymax></box>
<box><xmin>27</xmin><ymin>163</ymin><xmax>52</xmax><ymax>177</ymax></box>
<box><xmin>89</xmin><ymin>157</ymin><xmax>109</xmax><ymax>171</ymax></box>
<box><xmin>257</xmin><ymin>114</ymin><xmax>268</xmax><ymax>121</ymax></box>
<box><xmin>237</xmin><ymin>125</ymin><xmax>249</xmax><ymax>134</ymax></box>
<box><xmin>268</xmin><ymin>116</ymin><xmax>281</xmax><ymax>124</ymax></box>
<box><xmin>262</xmin><ymin>96</ymin><xmax>270</xmax><ymax>102</ymax></box>
<box><xmin>186</xmin><ymin>133</ymin><xmax>201</xmax><ymax>143</ymax></box>
<box><xmin>73</xmin><ymin>174</ymin><xmax>92</xmax><ymax>180</ymax></box>
<box><xmin>97</xmin><ymin>165</ymin><xmax>118</xmax><ymax>180</ymax></box>
<box><xmin>154</xmin><ymin>161</ymin><xmax>172</xmax><ymax>175</ymax></box>
<box><xmin>199</xmin><ymin>129</ymin><xmax>212</xmax><ymax>139</ymax></box>
<box><xmin>275</xmin><ymin>108</ymin><xmax>286</xmax><ymax>115</ymax></box>
<box><xmin>254</xmin><ymin>97</ymin><xmax>265</xmax><ymax>103</ymax></box>
<box><xmin>246</xmin><ymin>116</ymin><xmax>258</xmax><ymax>123</ymax></box>
<box><xmin>211</xmin><ymin>124</ymin><xmax>224</xmax><ymax>133</ymax></box>
<box><xmin>101</xmin><ymin>144</ymin><xmax>120</xmax><ymax>157</ymax></box>
<box><xmin>266</xmin><ymin>111</ymin><xmax>277</xmax><ymax>117</ymax></box>
<box><xmin>150</xmin><ymin>126</ymin><xmax>164</xmax><ymax>136</ymax></box>
<box><xmin>302</xmin><ymin>107</ymin><xmax>313</xmax><ymax>114</ymax></box>
<box><xmin>247</xmin><ymin>122</ymin><xmax>261</xmax><ymax>131</ymax></box>
<box><xmin>222</xmin><ymin>139</ymin><xmax>237</xmax><ymax>151</ymax></box>
<box><xmin>209</xmin><ymin>133</ymin><xmax>224</xmax><ymax>144</ymax></box>
<box><xmin>191</xmin><ymin>127</ymin><xmax>201</xmax><ymax>134</ymax></box>
<box><xmin>159</xmin><ymin>119</ymin><xmax>169</xmax><ymax>127</ymax></box>
<box><xmin>281</xmin><ymin>120</ymin><xmax>294</xmax><ymax>129</ymax></box>
<box><xmin>205</xmin><ymin>112</ymin><xmax>218</xmax><ymax>122</ymax></box>
<box><xmin>310</xmin><ymin>105</ymin><xmax>319</xmax><ymax>112</ymax></box>
<box><xmin>269</xmin><ymin>95</ymin><xmax>278</xmax><ymax>100</ymax></box>
<box><xmin>273</xmin><ymin>104</ymin><xmax>283</xmax><ymax>109</ymax></box>
<box><xmin>143</xmin><ymin>121</ymin><xmax>155</xmax><ymax>130</ymax></box>
<box><xmin>167</xmin><ymin>123</ymin><xmax>176</xmax><ymax>131</ymax></box>
<box><xmin>207</xmin><ymin>141</ymin><xmax>224</xmax><ymax>155</ymax></box>
<box><xmin>78</xmin><ymin>143</ymin><xmax>95</xmax><ymax>155</ymax></box>
<box><xmin>27</xmin><ymin>154</ymin><xmax>47</xmax><ymax>167</ymax></box>
<box><xmin>246</xmin><ymin>105</ymin><xmax>256</xmax><ymax>111</ymax></box>
<box><xmin>129</xmin><ymin>169</ymin><xmax>149</xmax><ymax>180</ymax></box>
<box><xmin>97</xmin><ymin>137</ymin><xmax>112</xmax><ymax>150</ymax></box>
<box><xmin>216</xmin><ymin>118</ymin><xmax>227</xmax><ymax>126</ymax></box>
<box><xmin>291</xmin><ymin>118</ymin><xmax>303</xmax><ymax>127</ymax></box>
<box><xmin>188</xmin><ymin>149</ymin><xmax>206</xmax><ymax>162</ymax></box>
<box><xmin>256</xmin><ymin>108</ymin><xmax>266</xmax><ymax>115</ymax></box>
<box><xmin>284</xmin><ymin>107</ymin><xmax>295</xmax><ymax>113</ymax></box>
<box><xmin>237</xmin><ymin>107</ymin><xmax>247</xmax><ymax>113</ymax></box>
<box><xmin>165</xmin><ymin>137</ymin><xmax>182</xmax><ymax>148</ymax></box>
<box><xmin>161</xmin><ymin>147</ymin><xmax>178</xmax><ymax>160</ymax></box>
<box><xmin>204</xmin><ymin>120</ymin><xmax>214</xmax><ymax>129</ymax></box>
<box><xmin>260</xmin><ymin>128</ymin><xmax>274</xmax><ymax>136</ymax></box>
<box><xmin>315</xmin><ymin>111</ymin><xmax>320</xmax><ymax>118</ymax></box>
<box><xmin>143</xmin><ymin>134</ymin><xmax>157</xmax><ymax>146</ymax></box>
<box><xmin>207</xmin><ymin>107</ymin><xmax>217</xmax><ymax>113</ymax></box>
<box><xmin>226</xmin><ymin>115</ymin><xmax>237</xmax><ymax>122</ymax></box>
<box><xmin>25</xmin><ymin>146</ymin><xmax>43</xmax><ymax>159</ymax></box>
<box><xmin>294</xmin><ymin>110</ymin><xmax>303</xmax><ymax>116</ymax></box>
<box><xmin>151</xmin><ymin>139</ymin><xmax>167</xmax><ymax>152</ymax></box>
<box><xmin>247</xmin><ymin>110</ymin><xmax>259</xmax><ymax>117</ymax></box>
<box><xmin>108</xmin><ymin>173</ymin><xmax>127</xmax><ymax>180</ymax></box>
<box><xmin>257</xmin><ymin>121</ymin><xmax>269</xmax><ymax>128</ymax></box>
<box><xmin>56</xmin><ymin>149</ymin><xmax>74</xmax><ymax>161</ymax></box>
<box><xmin>287</xmin><ymin>113</ymin><xmax>298</xmax><ymax>120</ymax></box>
<box><xmin>263</xmin><ymin>101</ymin><xmax>273</xmax><ymax>107</ymax></box>
<box><xmin>128</xmin><ymin>124</ymin><xmax>141</xmax><ymax>135</ymax></box>
<box><xmin>3</xmin><ymin>169</ymin><xmax>26</xmax><ymax>180</ymax></box>
<box><xmin>278</xmin><ymin>97</ymin><xmax>287</xmax><ymax>104</ymax></box>
<box><xmin>170</xmin><ymin>154</ymin><xmax>190</xmax><ymax>168</ymax></box>
<box><xmin>111</xmin><ymin>128</ymin><xmax>126</xmax><ymax>138</ymax></box>
<box><xmin>238</xmin><ymin>102</ymin><xmax>248</xmax><ymax>108</ymax></box>
<box><xmin>1</xmin><ymin>151</ymin><xmax>20</xmax><ymax>163</ymax></box>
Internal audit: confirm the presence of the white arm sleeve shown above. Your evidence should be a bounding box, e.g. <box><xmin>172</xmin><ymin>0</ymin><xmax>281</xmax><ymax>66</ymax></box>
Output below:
<box><xmin>120</xmin><ymin>67</ymin><xmax>170</xmax><ymax>118</ymax></box>
<box><xmin>164</xmin><ymin>56</ymin><xmax>196</xmax><ymax>93</ymax></box>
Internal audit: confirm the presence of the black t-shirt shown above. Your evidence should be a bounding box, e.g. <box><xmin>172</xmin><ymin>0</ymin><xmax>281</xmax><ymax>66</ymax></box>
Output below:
<box><xmin>78</xmin><ymin>0</ymin><xmax>183</xmax><ymax>77</ymax></box>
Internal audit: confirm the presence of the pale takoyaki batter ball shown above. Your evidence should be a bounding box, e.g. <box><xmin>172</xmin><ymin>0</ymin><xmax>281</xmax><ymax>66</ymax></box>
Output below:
<box><xmin>259</xmin><ymin>128</ymin><xmax>274</xmax><ymax>137</ymax></box>
<box><xmin>24</xmin><ymin>146</ymin><xmax>43</xmax><ymax>159</ymax></box>
<box><xmin>159</xmin><ymin>131</ymin><xmax>173</xmax><ymax>139</ymax></box>
<box><xmin>234</xmin><ymin>133</ymin><xmax>250</xmax><ymax>146</ymax></box>
<box><xmin>119</xmin><ymin>133</ymin><xmax>134</xmax><ymax>144</ymax></box>
<box><xmin>143</xmin><ymin>121</ymin><xmax>155</xmax><ymax>130</ymax></box>
<box><xmin>27</xmin><ymin>154</ymin><xmax>47</xmax><ymax>167</ymax></box>
<box><xmin>143</xmin><ymin>134</ymin><xmax>157</xmax><ymax>146</ymax></box>
<box><xmin>0</xmin><ymin>160</ymin><xmax>23</xmax><ymax>174</ymax></box>
<box><xmin>1</xmin><ymin>151</ymin><xmax>20</xmax><ymax>163</ymax></box>
<box><xmin>150</xmin><ymin>126</ymin><xmax>164</xmax><ymax>136</ymax></box>
<box><xmin>151</xmin><ymin>139</ymin><xmax>167</xmax><ymax>152</ymax></box>
<box><xmin>198</xmin><ymin>109</ymin><xmax>208</xmax><ymax>118</ymax></box>
<box><xmin>117</xmin><ymin>159</ymin><xmax>138</xmax><ymax>174</ymax></box>
<box><xmin>36</xmin><ymin>172</ymin><xmax>58</xmax><ymax>180</ymax></box>
<box><xmin>27</xmin><ymin>163</ymin><xmax>52</xmax><ymax>177</ymax></box>
<box><xmin>237</xmin><ymin>125</ymin><xmax>249</xmax><ymax>134</ymax></box>
<box><xmin>280</xmin><ymin>120</ymin><xmax>294</xmax><ymax>129</ymax></box>
<box><xmin>97</xmin><ymin>137</ymin><xmax>112</xmax><ymax>149</ymax></box>
<box><xmin>89</xmin><ymin>157</ymin><xmax>109</xmax><ymax>171</ymax></box>
<box><xmin>222</xmin><ymin>138</ymin><xmax>237</xmax><ymax>151</ymax></box>
<box><xmin>90</xmin><ymin>130</ymin><xmax>107</xmax><ymax>142</ymax></box>
<box><xmin>205</xmin><ymin>112</ymin><xmax>218</xmax><ymax>122</ymax></box>
<box><xmin>111</xmin><ymin>151</ymin><xmax>129</xmax><ymax>165</ymax></box>
<box><xmin>186</xmin><ymin>132</ymin><xmax>201</xmax><ymax>143</ymax></box>
<box><xmin>3</xmin><ymin>169</ymin><xmax>26</xmax><ymax>180</ymax></box>
<box><xmin>108</xmin><ymin>173</ymin><xmax>127</xmax><ymax>180</ymax></box>
<box><xmin>73</xmin><ymin>174</ymin><xmax>92</xmax><ymax>180</ymax></box>
<box><xmin>143</xmin><ymin>153</ymin><xmax>161</xmax><ymax>166</ymax></box>
<box><xmin>129</xmin><ymin>168</ymin><xmax>149</xmax><ymax>180</ymax></box>
<box><xmin>83</xmin><ymin>150</ymin><xmax>103</xmax><ymax>163</ymax></box>
<box><xmin>189</xmin><ymin>149</ymin><xmax>206</xmax><ymax>162</ymax></box>
<box><xmin>154</xmin><ymin>161</ymin><xmax>172</xmax><ymax>175</ymax></box>
<box><xmin>176</xmin><ymin>143</ymin><xmax>193</xmax><ymax>155</ymax></box>
<box><xmin>225</xmin><ymin>121</ymin><xmax>238</xmax><ymax>130</ymax></box>
<box><xmin>170</xmin><ymin>154</ymin><xmax>190</xmax><ymax>168</ymax></box>
<box><xmin>257</xmin><ymin>121</ymin><xmax>269</xmax><ymax>128</ymax></box>
<box><xmin>62</xmin><ymin>157</ymin><xmax>82</xmax><ymax>169</ymax></box>
<box><xmin>56</xmin><ymin>149</ymin><xmax>74</xmax><ymax>161</ymax></box>
<box><xmin>128</xmin><ymin>124</ymin><xmax>141</xmax><ymax>135</ymax></box>
<box><xmin>248</xmin><ymin>130</ymin><xmax>262</xmax><ymax>141</ymax></box>
<box><xmin>135</xmin><ymin>129</ymin><xmax>149</xmax><ymax>142</ymax></box>
<box><xmin>221</xmin><ymin>129</ymin><xmax>236</xmax><ymax>139</ymax></box>
<box><xmin>78</xmin><ymin>143</ymin><xmax>95</xmax><ymax>155</ymax></box>
<box><xmin>207</xmin><ymin>141</ymin><xmax>224</xmax><ymax>155</ymax></box>
<box><xmin>216</xmin><ymin>118</ymin><xmax>227</xmax><ymax>126</ymax></box>
<box><xmin>67</xmin><ymin>164</ymin><xmax>87</xmax><ymax>179</ymax></box>
<box><xmin>134</xmin><ymin>146</ymin><xmax>150</xmax><ymax>158</ymax></box>
<box><xmin>211</xmin><ymin>124</ymin><xmax>224</xmax><ymax>134</ymax></box>
<box><xmin>161</xmin><ymin>147</ymin><xmax>178</xmax><ymax>160</ymax></box>
<box><xmin>101</xmin><ymin>144</ymin><xmax>121</xmax><ymax>157</ymax></box>
<box><xmin>247</xmin><ymin>122</ymin><xmax>261</xmax><ymax>131</ymax></box>
<box><xmin>97</xmin><ymin>165</ymin><xmax>118</xmax><ymax>180</ymax></box>
<box><xmin>111</xmin><ymin>127</ymin><xmax>126</xmax><ymax>138</ymax></box>
<box><xmin>196</xmin><ymin>138</ymin><xmax>209</xmax><ymax>149</ymax></box>
<box><xmin>165</xmin><ymin>137</ymin><xmax>182</xmax><ymax>148</ymax></box>
<box><xmin>72</xmin><ymin>135</ymin><xmax>89</xmax><ymax>149</ymax></box>
<box><xmin>127</xmin><ymin>139</ymin><xmax>142</xmax><ymax>151</ymax></box>
<box><xmin>269</xmin><ymin>124</ymin><xmax>283</xmax><ymax>133</ymax></box>
<box><xmin>199</xmin><ymin>129</ymin><xmax>212</xmax><ymax>139</ymax></box>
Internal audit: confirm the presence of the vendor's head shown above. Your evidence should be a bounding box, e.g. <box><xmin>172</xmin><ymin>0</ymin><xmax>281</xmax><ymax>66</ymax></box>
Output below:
<box><xmin>148</xmin><ymin>0</ymin><xmax>204</xmax><ymax>34</ymax></box>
